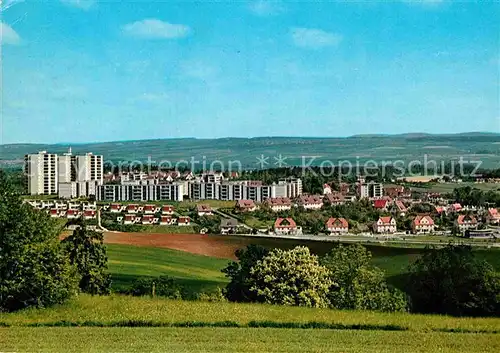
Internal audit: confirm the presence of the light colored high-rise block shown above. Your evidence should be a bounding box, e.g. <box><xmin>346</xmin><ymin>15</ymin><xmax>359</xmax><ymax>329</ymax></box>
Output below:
<box><xmin>24</xmin><ymin>151</ymin><xmax>58</xmax><ymax>195</ymax></box>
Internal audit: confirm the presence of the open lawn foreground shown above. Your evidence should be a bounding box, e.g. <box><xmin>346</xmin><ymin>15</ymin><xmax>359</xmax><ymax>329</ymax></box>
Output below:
<box><xmin>1</xmin><ymin>296</ymin><xmax>499</xmax><ymax>352</ymax></box>
<box><xmin>1</xmin><ymin>327</ymin><xmax>499</xmax><ymax>353</ymax></box>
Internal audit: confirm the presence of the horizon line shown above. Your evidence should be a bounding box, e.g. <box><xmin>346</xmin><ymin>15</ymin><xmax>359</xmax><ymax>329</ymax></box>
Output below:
<box><xmin>1</xmin><ymin>131</ymin><xmax>499</xmax><ymax>146</ymax></box>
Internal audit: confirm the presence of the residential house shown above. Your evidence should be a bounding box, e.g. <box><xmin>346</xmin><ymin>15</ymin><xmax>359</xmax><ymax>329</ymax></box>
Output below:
<box><xmin>373</xmin><ymin>199</ymin><xmax>390</xmax><ymax>211</ymax></box>
<box><xmin>178</xmin><ymin>216</ymin><xmax>191</xmax><ymax>226</ymax></box>
<box><xmin>456</xmin><ymin>215</ymin><xmax>478</xmax><ymax>233</ymax></box>
<box><xmin>324</xmin><ymin>192</ymin><xmax>345</xmax><ymax>205</ymax></box>
<box><xmin>66</xmin><ymin>209</ymin><xmax>80</xmax><ymax>219</ymax></box>
<box><xmin>236</xmin><ymin>199</ymin><xmax>257</xmax><ymax>212</ymax></box>
<box><xmin>143</xmin><ymin>204</ymin><xmax>158</xmax><ymax>215</ymax></box>
<box><xmin>221</xmin><ymin>219</ymin><xmax>239</xmax><ymax>234</ymax></box>
<box><xmin>412</xmin><ymin>215</ymin><xmax>435</xmax><ymax>234</ymax></box>
<box><xmin>297</xmin><ymin>195</ymin><xmax>323</xmax><ymax>210</ymax></box>
<box><xmin>323</xmin><ymin>184</ymin><xmax>332</xmax><ymax>195</ymax></box>
<box><xmin>274</xmin><ymin>217</ymin><xmax>301</xmax><ymax>235</ymax></box>
<box><xmin>49</xmin><ymin>208</ymin><xmax>60</xmax><ymax>218</ymax></box>
<box><xmin>126</xmin><ymin>204</ymin><xmax>139</xmax><ymax>214</ymax></box>
<box><xmin>447</xmin><ymin>203</ymin><xmax>462</xmax><ymax>214</ymax></box>
<box><xmin>373</xmin><ymin>216</ymin><xmax>397</xmax><ymax>234</ymax></box>
<box><xmin>160</xmin><ymin>216</ymin><xmax>176</xmax><ymax>225</ymax></box>
<box><xmin>123</xmin><ymin>214</ymin><xmax>136</xmax><ymax>225</ymax></box>
<box><xmin>83</xmin><ymin>210</ymin><xmax>96</xmax><ymax>220</ymax></box>
<box><xmin>110</xmin><ymin>203</ymin><xmax>123</xmax><ymax>213</ymax></box>
<box><xmin>384</xmin><ymin>185</ymin><xmax>406</xmax><ymax>198</ymax></box>
<box><xmin>264</xmin><ymin>197</ymin><xmax>292</xmax><ymax>212</ymax></box>
<box><xmin>394</xmin><ymin>200</ymin><xmax>408</xmax><ymax>216</ymax></box>
<box><xmin>141</xmin><ymin>215</ymin><xmax>155</xmax><ymax>225</ymax></box>
<box><xmin>162</xmin><ymin>205</ymin><xmax>175</xmax><ymax>215</ymax></box>
<box><xmin>486</xmin><ymin>208</ymin><xmax>500</xmax><ymax>224</ymax></box>
<box><xmin>325</xmin><ymin>217</ymin><xmax>349</xmax><ymax>234</ymax></box>
<box><xmin>197</xmin><ymin>204</ymin><xmax>213</xmax><ymax>216</ymax></box>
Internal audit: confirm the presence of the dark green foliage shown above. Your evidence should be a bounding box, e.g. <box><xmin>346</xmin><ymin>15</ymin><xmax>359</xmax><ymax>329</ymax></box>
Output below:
<box><xmin>129</xmin><ymin>276</ymin><xmax>182</xmax><ymax>299</ymax></box>
<box><xmin>62</xmin><ymin>221</ymin><xmax>111</xmax><ymax>295</ymax></box>
<box><xmin>321</xmin><ymin>244</ymin><xmax>408</xmax><ymax>312</ymax></box>
<box><xmin>406</xmin><ymin>244</ymin><xmax>500</xmax><ymax>317</ymax></box>
<box><xmin>222</xmin><ymin>245</ymin><xmax>269</xmax><ymax>302</ymax></box>
<box><xmin>0</xmin><ymin>171</ymin><xmax>78</xmax><ymax>312</ymax></box>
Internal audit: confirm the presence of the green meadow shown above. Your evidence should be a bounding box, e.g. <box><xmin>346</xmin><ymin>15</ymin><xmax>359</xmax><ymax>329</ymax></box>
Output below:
<box><xmin>107</xmin><ymin>244</ymin><xmax>229</xmax><ymax>295</ymax></box>
<box><xmin>1</xmin><ymin>295</ymin><xmax>499</xmax><ymax>353</ymax></box>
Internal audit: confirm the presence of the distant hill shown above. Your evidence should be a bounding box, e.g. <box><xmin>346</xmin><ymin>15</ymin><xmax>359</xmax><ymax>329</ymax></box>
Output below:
<box><xmin>2</xmin><ymin>133</ymin><xmax>499</xmax><ymax>169</ymax></box>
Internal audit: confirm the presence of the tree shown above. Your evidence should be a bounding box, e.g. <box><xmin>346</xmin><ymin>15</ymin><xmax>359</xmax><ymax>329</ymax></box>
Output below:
<box><xmin>406</xmin><ymin>244</ymin><xmax>500</xmax><ymax>317</ymax></box>
<box><xmin>222</xmin><ymin>244</ymin><xmax>269</xmax><ymax>302</ymax></box>
<box><xmin>62</xmin><ymin>220</ymin><xmax>111</xmax><ymax>295</ymax></box>
<box><xmin>321</xmin><ymin>244</ymin><xmax>408</xmax><ymax>312</ymax></box>
<box><xmin>248</xmin><ymin>246</ymin><xmax>333</xmax><ymax>308</ymax></box>
<box><xmin>0</xmin><ymin>171</ymin><xmax>78</xmax><ymax>312</ymax></box>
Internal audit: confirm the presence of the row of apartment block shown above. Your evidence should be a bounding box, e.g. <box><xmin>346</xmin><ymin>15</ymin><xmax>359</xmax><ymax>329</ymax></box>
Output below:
<box><xmin>96</xmin><ymin>183</ymin><xmax>185</xmax><ymax>202</ymax></box>
<box><xmin>24</xmin><ymin>149</ymin><xmax>103</xmax><ymax>196</ymax></box>
<box><xmin>188</xmin><ymin>178</ymin><xmax>303</xmax><ymax>202</ymax></box>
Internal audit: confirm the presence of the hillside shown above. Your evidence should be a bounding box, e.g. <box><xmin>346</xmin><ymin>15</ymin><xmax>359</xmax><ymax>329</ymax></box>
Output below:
<box><xmin>2</xmin><ymin>133</ymin><xmax>500</xmax><ymax>168</ymax></box>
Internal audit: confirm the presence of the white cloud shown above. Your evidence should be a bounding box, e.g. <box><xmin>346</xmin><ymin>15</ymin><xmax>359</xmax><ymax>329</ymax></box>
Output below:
<box><xmin>122</xmin><ymin>19</ymin><xmax>191</xmax><ymax>39</ymax></box>
<box><xmin>291</xmin><ymin>28</ymin><xmax>342</xmax><ymax>49</ymax></box>
<box><xmin>1</xmin><ymin>22</ymin><xmax>21</xmax><ymax>45</ymax></box>
<box><xmin>60</xmin><ymin>0</ymin><xmax>95</xmax><ymax>10</ymax></box>
<box><xmin>248</xmin><ymin>0</ymin><xmax>285</xmax><ymax>16</ymax></box>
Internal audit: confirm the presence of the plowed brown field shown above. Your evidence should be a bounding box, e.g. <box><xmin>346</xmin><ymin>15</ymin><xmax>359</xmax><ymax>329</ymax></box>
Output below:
<box><xmin>104</xmin><ymin>232</ymin><xmax>238</xmax><ymax>259</ymax></box>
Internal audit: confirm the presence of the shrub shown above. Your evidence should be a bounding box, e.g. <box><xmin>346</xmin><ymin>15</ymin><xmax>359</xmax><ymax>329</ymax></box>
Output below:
<box><xmin>406</xmin><ymin>244</ymin><xmax>500</xmax><ymax>316</ymax></box>
<box><xmin>248</xmin><ymin>246</ymin><xmax>333</xmax><ymax>308</ymax></box>
<box><xmin>321</xmin><ymin>244</ymin><xmax>408</xmax><ymax>312</ymax></box>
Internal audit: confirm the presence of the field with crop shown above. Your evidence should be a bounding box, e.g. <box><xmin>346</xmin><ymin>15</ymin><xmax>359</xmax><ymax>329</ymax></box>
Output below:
<box><xmin>1</xmin><ymin>295</ymin><xmax>499</xmax><ymax>352</ymax></box>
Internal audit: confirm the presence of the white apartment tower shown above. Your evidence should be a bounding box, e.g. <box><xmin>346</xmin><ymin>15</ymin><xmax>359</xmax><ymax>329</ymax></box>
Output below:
<box><xmin>75</xmin><ymin>153</ymin><xmax>103</xmax><ymax>184</ymax></box>
<box><xmin>24</xmin><ymin>151</ymin><xmax>58</xmax><ymax>195</ymax></box>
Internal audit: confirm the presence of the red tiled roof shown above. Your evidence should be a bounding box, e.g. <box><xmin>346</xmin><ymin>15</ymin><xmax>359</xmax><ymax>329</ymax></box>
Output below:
<box><xmin>379</xmin><ymin>216</ymin><xmax>394</xmax><ymax>224</ymax></box>
<box><xmin>374</xmin><ymin>200</ymin><xmax>388</xmax><ymax>209</ymax></box>
<box><xmin>237</xmin><ymin>199</ymin><xmax>256</xmax><ymax>208</ymax></box>
<box><xmin>197</xmin><ymin>204</ymin><xmax>212</xmax><ymax>212</ymax></box>
<box><xmin>162</xmin><ymin>205</ymin><xmax>174</xmax><ymax>211</ymax></box>
<box><xmin>178</xmin><ymin>216</ymin><xmax>190</xmax><ymax>222</ymax></box>
<box><xmin>274</xmin><ymin>217</ymin><xmax>297</xmax><ymax>228</ymax></box>
<box><xmin>413</xmin><ymin>215</ymin><xmax>434</xmax><ymax>226</ymax></box>
<box><xmin>144</xmin><ymin>205</ymin><xmax>155</xmax><ymax>210</ymax></box>
<box><xmin>265</xmin><ymin>197</ymin><xmax>291</xmax><ymax>206</ymax></box>
<box><xmin>298</xmin><ymin>195</ymin><xmax>323</xmax><ymax>205</ymax></box>
<box><xmin>488</xmin><ymin>208</ymin><xmax>500</xmax><ymax>218</ymax></box>
<box><xmin>326</xmin><ymin>217</ymin><xmax>348</xmax><ymax>228</ymax></box>
<box><xmin>395</xmin><ymin>200</ymin><xmax>407</xmax><ymax>212</ymax></box>
<box><xmin>457</xmin><ymin>215</ymin><xmax>477</xmax><ymax>225</ymax></box>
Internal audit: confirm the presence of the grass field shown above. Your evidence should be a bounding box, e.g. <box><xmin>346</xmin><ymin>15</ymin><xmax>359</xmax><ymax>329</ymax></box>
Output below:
<box><xmin>105</xmin><ymin>241</ymin><xmax>500</xmax><ymax>295</ymax></box>
<box><xmin>1</xmin><ymin>295</ymin><xmax>499</xmax><ymax>352</ymax></box>
<box><xmin>107</xmin><ymin>244</ymin><xmax>229</xmax><ymax>295</ymax></box>
<box><xmin>2</xmin><ymin>327</ymin><xmax>499</xmax><ymax>353</ymax></box>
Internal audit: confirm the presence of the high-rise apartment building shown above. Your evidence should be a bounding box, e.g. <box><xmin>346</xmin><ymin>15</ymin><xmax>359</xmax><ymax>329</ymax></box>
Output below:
<box><xmin>25</xmin><ymin>149</ymin><xmax>104</xmax><ymax>196</ymax></box>
<box><xmin>24</xmin><ymin>151</ymin><xmax>58</xmax><ymax>195</ymax></box>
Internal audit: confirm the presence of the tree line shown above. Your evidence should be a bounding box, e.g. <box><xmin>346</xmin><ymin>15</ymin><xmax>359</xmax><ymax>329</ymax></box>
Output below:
<box><xmin>222</xmin><ymin>243</ymin><xmax>500</xmax><ymax>317</ymax></box>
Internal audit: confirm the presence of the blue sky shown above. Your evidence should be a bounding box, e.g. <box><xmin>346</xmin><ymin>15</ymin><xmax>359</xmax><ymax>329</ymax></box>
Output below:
<box><xmin>1</xmin><ymin>0</ymin><xmax>499</xmax><ymax>144</ymax></box>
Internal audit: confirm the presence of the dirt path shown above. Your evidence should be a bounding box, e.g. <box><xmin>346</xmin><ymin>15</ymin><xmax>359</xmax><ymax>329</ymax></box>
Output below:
<box><xmin>104</xmin><ymin>232</ymin><xmax>238</xmax><ymax>259</ymax></box>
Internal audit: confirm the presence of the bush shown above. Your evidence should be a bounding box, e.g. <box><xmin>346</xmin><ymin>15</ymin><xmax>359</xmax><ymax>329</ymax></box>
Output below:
<box><xmin>129</xmin><ymin>276</ymin><xmax>182</xmax><ymax>299</ymax></box>
<box><xmin>406</xmin><ymin>244</ymin><xmax>500</xmax><ymax>316</ymax></box>
<box><xmin>197</xmin><ymin>287</ymin><xmax>227</xmax><ymax>302</ymax></box>
<box><xmin>248</xmin><ymin>246</ymin><xmax>333</xmax><ymax>308</ymax></box>
<box><xmin>321</xmin><ymin>244</ymin><xmax>408</xmax><ymax>312</ymax></box>
<box><xmin>222</xmin><ymin>244</ymin><xmax>270</xmax><ymax>302</ymax></box>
